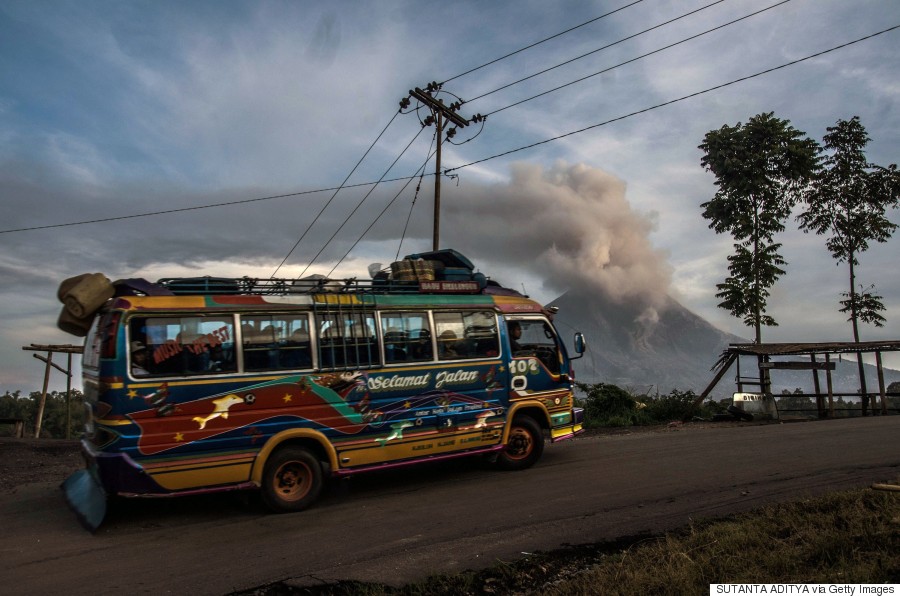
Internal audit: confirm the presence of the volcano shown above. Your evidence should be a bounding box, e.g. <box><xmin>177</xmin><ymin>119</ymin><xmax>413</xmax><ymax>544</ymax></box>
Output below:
<box><xmin>549</xmin><ymin>291</ymin><xmax>900</xmax><ymax>399</ymax></box>
<box><xmin>548</xmin><ymin>291</ymin><xmax>744</xmax><ymax>396</ymax></box>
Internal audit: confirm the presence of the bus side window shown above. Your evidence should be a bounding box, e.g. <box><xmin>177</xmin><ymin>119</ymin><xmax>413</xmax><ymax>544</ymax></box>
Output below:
<box><xmin>244</xmin><ymin>314</ymin><xmax>312</xmax><ymax>371</ymax></box>
<box><xmin>511</xmin><ymin>319</ymin><xmax>561</xmax><ymax>374</ymax></box>
<box><xmin>381</xmin><ymin>312</ymin><xmax>432</xmax><ymax>364</ymax></box>
<box><xmin>281</xmin><ymin>326</ymin><xmax>311</xmax><ymax>368</ymax></box>
<box><xmin>346</xmin><ymin>314</ymin><xmax>377</xmax><ymax>366</ymax></box>
<box><xmin>131</xmin><ymin>315</ymin><xmax>235</xmax><ymax>376</ymax></box>
<box><xmin>129</xmin><ymin>319</ymin><xmax>152</xmax><ymax>376</ymax></box>
<box><xmin>434</xmin><ymin>311</ymin><xmax>499</xmax><ymax>360</ymax></box>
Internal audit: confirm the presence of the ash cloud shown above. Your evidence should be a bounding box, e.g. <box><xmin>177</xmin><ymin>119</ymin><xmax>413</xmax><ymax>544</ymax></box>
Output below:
<box><xmin>443</xmin><ymin>162</ymin><xmax>673</xmax><ymax>311</ymax></box>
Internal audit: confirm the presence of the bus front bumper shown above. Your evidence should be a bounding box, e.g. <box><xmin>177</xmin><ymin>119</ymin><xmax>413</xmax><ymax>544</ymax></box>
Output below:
<box><xmin>550</xmin><ymin>407</ymin><xmax>584</xmax><ymax>442</ymax></box>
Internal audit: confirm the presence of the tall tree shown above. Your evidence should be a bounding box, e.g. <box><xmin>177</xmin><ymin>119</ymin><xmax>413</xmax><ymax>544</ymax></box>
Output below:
<box><xmin>797</xmin><ymin>116</ymin><xmax>900</xmax><ymax>411</ymax></box>
<box><xmin>699</xmin><ymin>112</ymin><xmax>819</xmax><ymax>344</ymax></box>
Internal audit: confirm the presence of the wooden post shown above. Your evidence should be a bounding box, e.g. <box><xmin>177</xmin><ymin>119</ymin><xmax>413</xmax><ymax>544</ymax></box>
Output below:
<box><xmin>825</xmin><ymin>353</ymin><xmax>835</xmax><ymax>418</ymax></box>
<box><xmin>35</xmin><ymin>352</ymin><xmax>52</xmax><ymax>438</ymax></box>
<box><xmin>856</xmin><ymin>350</ymin><xmax>869</xmax><ymax>416</ymax></box>
<box><xmin>875</xmin><ymin>351</ymin><xmax>887</xmax><ymax>416</ymax></box>
<box><xmin>693</xmin><ymin>352</ymin><xmax>737</xmax><ymax>409</ymax></box>
<box><xmin>66</xmin><ymin>352</ymin><xmax>73</xmax><ymax>439</ymax></box>
<box><xmin>811</xmin><ymin>354</ymin><xmax>824</xmax><ymax>418</ymax></box>
<box><xmin>22</xmin><ymin>344</ymin><xmax>84</xmax><ymax>439</ymax></box>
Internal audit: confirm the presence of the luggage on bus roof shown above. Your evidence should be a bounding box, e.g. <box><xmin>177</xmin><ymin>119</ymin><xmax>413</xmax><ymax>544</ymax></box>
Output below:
<box><xmin>161</xmin><ymin>277</ymin><xmax>241</xmax><ymax>295</ymax></box>
<box><xmin>403</xmin><ymin>249</ymin><xmax>474</xmax><ymax>271</ymax></box>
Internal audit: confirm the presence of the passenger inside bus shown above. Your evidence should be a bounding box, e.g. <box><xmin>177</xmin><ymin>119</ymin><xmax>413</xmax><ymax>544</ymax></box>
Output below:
<box><xmin>281</xmin><ymin>328</ymin><xmax>312</xmax><ymax>368</ymax></box>
<box><xmin>438</xmin><ymin>330</ymin><xmax>459</xmax><ymax>359</ymax></box>
<box><xmin>131</xmin><ymin>341</ymin><xmax>149</xmax><ymax>376</ymax></box>
<box><xmin>508</xmin><ymin>321</ymin><xmax>523</xmax><ymax>354</ymax></box>
<box><xmin>408</xmin><ymin>329</ymin><xmax>432</xmax><ymax>361</ymax></box>
<box><xmin>383</xmin><ymin>329</ymin><xmax>407</xmax><ymax>363</ymax></box>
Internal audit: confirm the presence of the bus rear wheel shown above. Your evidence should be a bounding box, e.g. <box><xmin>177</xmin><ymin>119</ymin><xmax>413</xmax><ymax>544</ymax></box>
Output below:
<box><xmin>261</xmin><ymin>446</ymin><xmax>323</xmax><ymax>513</ymax></box>
<box><xmin>496</xmin><ymin>415</ymin><xmax>544</xmax><ymax>470</ymax></box>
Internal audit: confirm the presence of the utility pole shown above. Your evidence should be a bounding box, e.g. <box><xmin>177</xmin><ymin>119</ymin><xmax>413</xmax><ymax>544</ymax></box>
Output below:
<box><xmin>433</xmin><ymin>111</ymin><xmax>443</xmax><ymax>251</ymax></box>
<box><xmin>402</xmin><ymin>83</ymin><xmax>482</xmax><ymax>251</ymax></box>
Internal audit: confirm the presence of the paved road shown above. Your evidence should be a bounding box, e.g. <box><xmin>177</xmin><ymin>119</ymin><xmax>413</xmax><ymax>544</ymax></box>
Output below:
<box><xmin>3</xmin><ymin>416</ymin><xmax>898</xmax><ymax>595</ymax></box>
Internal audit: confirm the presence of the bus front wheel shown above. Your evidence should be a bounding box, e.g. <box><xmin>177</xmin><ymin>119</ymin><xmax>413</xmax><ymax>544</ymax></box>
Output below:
<box><xmin>261</xmin><ymin>446</ymin><xmax>323</xmax><ymax>513</ymax></box>
<box><xmin>496</xmin><ymin>415</ymin><xmax>544</xmax><ymax>470</ymax></box>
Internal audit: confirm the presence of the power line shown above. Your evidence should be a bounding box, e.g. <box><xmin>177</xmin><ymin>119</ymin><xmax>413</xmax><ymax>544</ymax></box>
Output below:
<box><xmin>445</xmin><ymin>24</ymin><xmax>900</xmax><ymax>174</ymax></box>
<box><xmin>466</xmin><ymin>0</ymin><xmax>729</xmax><ymax>104</ymax></box>
<box><xmin>4</xmin><ymin>23</ymin><xmax>894</xmax><ymax>238</ymax></box>
<box><xmin>483</xmin><ymin>0</ymin><xmax>792</xmax><ymax>117</ymax></box>
<box><xmin>0</xmin><ymin>190</ymin><xmax>331</xmax><ymax>233</ymax></box>
<box><xmin>329</xmin><ymin>135</ymin><xmax>439</xmax><ymax>277</ymax></box>
<box><xmin>296</xmin><ymin>126</ymin><xmax>427</xmax><ymax>279</ymax></box>
<box><xmin>270</xmin><ymin>111</ymin><xmax>400</xmax><ymax>278</ymax></box>
<box><xmin>0</xmin><ymin>177</ymin><xmax>422</xmax><ymax>235</ymax></box>
<box><xmin>395</xmin><ymin>132</ymin><xmax>438</xmax><ymax>261</ymax></box>
<box><xmin>440</xmin><ymin>0</ymin><xmax>646</xmax><ymax>85</ymax></box>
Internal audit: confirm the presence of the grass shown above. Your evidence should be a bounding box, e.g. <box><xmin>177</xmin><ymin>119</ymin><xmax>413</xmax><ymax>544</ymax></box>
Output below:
<box><xmin>238</xmin><ymin>485</ymin><xmax>900</xmax><ymax>595</ymax></box>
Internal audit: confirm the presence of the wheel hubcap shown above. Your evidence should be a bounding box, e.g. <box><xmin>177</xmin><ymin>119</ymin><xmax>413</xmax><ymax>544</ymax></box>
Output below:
<box><xmin>275</xmin><ymin>461</ymin><xmax>311</xmax><ymax>501</ymax></box>
<box><xmin>507</xmin><ymin>427</ymin><xmax>533</xmax><ymax>460</ymax></box>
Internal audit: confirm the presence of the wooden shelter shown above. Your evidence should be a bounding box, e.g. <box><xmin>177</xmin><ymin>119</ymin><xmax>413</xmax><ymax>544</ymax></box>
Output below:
<box><xmin>696</xmin><ymin>340</ymin><xmax>900</xmax><ymax>418</ymax></box>
<box><xmin>21</xmin><ymin>343</ymin><xmax>83</xmax><ymax>438</ymax></box>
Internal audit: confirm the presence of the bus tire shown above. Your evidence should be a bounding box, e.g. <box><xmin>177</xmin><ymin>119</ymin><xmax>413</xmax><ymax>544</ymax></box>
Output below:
<box><xmin>496</xmin><ymin>415</ymin><xmax>544</xmax><ymax>471</ymax></box>
<box><xmin>260</xmin><ymin>446</ymin><xmax>323</xmax><ymax>513</ymax></box>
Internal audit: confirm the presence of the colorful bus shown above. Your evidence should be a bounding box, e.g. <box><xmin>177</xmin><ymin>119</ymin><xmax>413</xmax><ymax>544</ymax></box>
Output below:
<box><xmin>62</xmin><ymin>251</ymin><xmax>585</xmax><ymax>529</ymax></box>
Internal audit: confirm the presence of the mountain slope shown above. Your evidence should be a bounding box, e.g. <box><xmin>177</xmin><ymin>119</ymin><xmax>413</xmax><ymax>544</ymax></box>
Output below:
<box><xmin>548</xmin><ymin>291</ymin><xmax>900</xmax><ymax>398</ymax></box>
<box><xmin>549</xmin><ymin>291</ymin><xmax>744</xmax><ymax>395</ymax></box>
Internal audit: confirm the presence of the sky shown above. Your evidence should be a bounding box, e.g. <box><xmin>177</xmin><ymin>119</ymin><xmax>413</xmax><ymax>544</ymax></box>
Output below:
<box><xmin>2</xmin><ymin>0</ymin><xmax>899</xmax><ymax>394</ymax></box>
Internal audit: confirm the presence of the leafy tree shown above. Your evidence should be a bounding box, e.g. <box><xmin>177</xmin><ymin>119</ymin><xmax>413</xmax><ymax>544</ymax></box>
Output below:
<box><xmin>0</xmin><ymin>389</ymin><xmax>84</xmax><ymax>438</ymax></box>
<box><xmin>797</xmin><ymin>116</ymin><xmax>900</xmax><ymax>411</ymax></box>
<box><xmin>778</xmin><ymin>388</ymin><xmax>815</xmax><ymax>413</ymax></box>
<box><xmin>700</xmin><ymin>112</ymin><xmax>819</xmax><ymax>343</ymax></box>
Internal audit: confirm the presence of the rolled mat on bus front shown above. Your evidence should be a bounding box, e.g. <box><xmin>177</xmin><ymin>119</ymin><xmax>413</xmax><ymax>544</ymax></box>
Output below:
<box><xmin>57</xmin><ymin>273</ymin><xmax>93</xmax><ymax>302</ymax></box>
<box><xmin>57</xmin><ymin>307</ymin><xmax>93</xmax><ymax>337</ymax></box>
<box><xmin>60</xmin><ymin>272</ymin><xmax>114</xmax><ymax>319</ymax></box>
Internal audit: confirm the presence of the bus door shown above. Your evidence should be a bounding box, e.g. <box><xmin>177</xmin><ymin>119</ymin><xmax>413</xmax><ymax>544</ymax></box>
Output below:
<box><xmin>332</xmin><ymin>309</ymin><xmax>505</xmax><ymax>466</ymax></box>
<box><xmin>375</xmin><ymin>309</ymin><xmax>504</xmax><ymax>431</ymax></box>
<box><xmin>504</xmin><ymin>315</ymin><xmax>572</xmax><ymax>401</ymax></box>
<box><xmin>430</xmin><ymin>310</ymin><xmax>504</xmax><ymax>431</ymax></box>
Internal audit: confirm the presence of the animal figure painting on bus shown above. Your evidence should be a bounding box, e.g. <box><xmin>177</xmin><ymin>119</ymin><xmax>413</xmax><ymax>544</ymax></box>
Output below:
<box><xmin>128</xmin><ymin>368</ymin><xmax>505</xmax><ymax>456</ymax></box>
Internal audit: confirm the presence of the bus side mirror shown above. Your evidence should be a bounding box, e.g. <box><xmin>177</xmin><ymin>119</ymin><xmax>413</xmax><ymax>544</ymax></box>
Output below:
<box><xmin>572</xmin><ymin>332</ymin><xmax>586</xmax><ymax>360</ymax></box>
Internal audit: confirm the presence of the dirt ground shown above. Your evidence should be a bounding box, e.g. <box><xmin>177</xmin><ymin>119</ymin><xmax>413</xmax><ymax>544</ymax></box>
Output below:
<box><xmin>0</xmin><ymin>437</ymin><xmax>83</xmax><ymax>493</ymax></box>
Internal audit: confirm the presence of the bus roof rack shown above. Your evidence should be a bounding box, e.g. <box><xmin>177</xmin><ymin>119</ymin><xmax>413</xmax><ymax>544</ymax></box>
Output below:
<box><xmin>151</xmin><ymin>250</ymin><xmax>524</xmax><ymax>297</ymax></box>
<box><xmin>152</xmin><ymin>276</ymin><xmax>516</xmax><ymax>296</ymax></box>
<box><xmin>155</xmin><ymin>276</ymin><xmax>418</xmax><ymax>295</ymax></box>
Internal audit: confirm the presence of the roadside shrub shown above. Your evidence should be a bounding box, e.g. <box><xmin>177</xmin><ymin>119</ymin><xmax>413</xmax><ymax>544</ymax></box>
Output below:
<box><xmin>577</xmin><ymin>382</ymin><xmax>652</xmax><ymax>427</ymax></box>
<box><xmin>644</xmin><ymin>389</ymin><xmax>699</xmax><ymax>422</ymax></box>
<box><xmin>577</xmin><ymin>384</ymin><xmax>721</xmax><ymax>427</ymax></box>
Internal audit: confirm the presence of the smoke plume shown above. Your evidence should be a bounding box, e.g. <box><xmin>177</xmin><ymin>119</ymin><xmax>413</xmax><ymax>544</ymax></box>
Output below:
<box><xmin>443</xmin><ymin>162</ymin><xmax>673</xmax><ymax>312</ymax></box>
